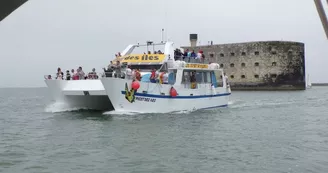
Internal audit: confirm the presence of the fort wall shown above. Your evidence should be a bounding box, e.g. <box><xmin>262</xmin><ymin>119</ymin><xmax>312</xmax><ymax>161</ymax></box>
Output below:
<box><xmin>182</xmin><ymin>41</ymin><xmax>306</xmax><ymax>90</ymax></box>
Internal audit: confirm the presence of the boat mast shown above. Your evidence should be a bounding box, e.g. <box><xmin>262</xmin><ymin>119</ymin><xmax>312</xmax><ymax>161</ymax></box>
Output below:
<box><xmin>314</xmin><ymin>0</ymin><xmax>328</xmax><ymax>39</ymax></box>
<box><xmin>161</xmin><ymin>28</ymin><xmax>164</xmax><ymax>43</ymax></box>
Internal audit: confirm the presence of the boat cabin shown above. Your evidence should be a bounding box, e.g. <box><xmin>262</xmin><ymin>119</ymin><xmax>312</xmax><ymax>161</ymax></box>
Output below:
<box><xmin>165</xmin><ymin>61</ymin><xmax>227</xmax><ymax>89</ymax></box>
<box><xmin>105</xmin><ymin>41</ymin><xmax>227</xmax><ymax>89</ymax></box>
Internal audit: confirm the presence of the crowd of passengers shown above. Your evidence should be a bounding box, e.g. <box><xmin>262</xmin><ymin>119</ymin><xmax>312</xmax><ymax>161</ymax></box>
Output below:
<box><xmin>104</xmin><ymin>60</ymin><xmax>200</xmax><ymax>85</ymax></box>
<box><xmin>174</xmin><ymin>49</ymin><xmax>206</xmax><ymax>62</ymax></box>
<box><xmin>104</xmin><ymin>60</ymin><xmax>146</xmax><ymax>81</ymax></box>
<box><xmin>47</xmin><ymin>67</ymin><xmax>98</xmax><ymax>80</ymax></box>
<box><xmin>104</xmin><ymin>60</ymin><xmax>169</xmax><ymax>84</ymax></box>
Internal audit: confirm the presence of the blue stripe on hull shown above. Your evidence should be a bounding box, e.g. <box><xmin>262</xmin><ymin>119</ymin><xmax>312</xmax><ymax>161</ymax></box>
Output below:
<box><xmin>121</xmin><ymin>91</ymin><xmax>231</xmax><ymax>99</ymax></box>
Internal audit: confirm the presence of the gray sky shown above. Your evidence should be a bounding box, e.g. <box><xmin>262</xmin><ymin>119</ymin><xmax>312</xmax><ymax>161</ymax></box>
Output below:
<box><xmin>0</xmin><ymin>0</ymin><xmax>327</xmax><ymax>87</ymax></box>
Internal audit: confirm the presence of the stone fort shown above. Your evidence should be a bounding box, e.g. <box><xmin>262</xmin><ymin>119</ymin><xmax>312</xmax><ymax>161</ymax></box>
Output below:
<box><xmin>182</xmin><ymin>34</ymin><xmax>306</xmax><ymax>90</ymax></box>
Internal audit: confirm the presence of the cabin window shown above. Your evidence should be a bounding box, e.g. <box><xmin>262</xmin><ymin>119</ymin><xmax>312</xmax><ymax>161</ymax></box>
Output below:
<box><xmin>241</xmin><ymin>75</ymin><xmax>246</xmax><ymax>79</ymax></box>
<box><xmin>203</xmin><ymin>72</ymin><xmax>211</xmax><ymax>83</ymax></box>
<box><xmin>241</xmin><ymin>52</ymin><xmax>246</xmax><ymax>56</ymax></box>
<box><xmin>241</xmin><ymin>63</ymin><xmax>246</xmax><ymax>67</ymax></box>
<box><xmin>202</xmin><ymin>72</ymin><xmax>207</xmax><ymax>83</ymax></box>
<box><xmin>182</xmin><ymin>71</ymin><xmax>190</xmax><ymax>84</ymax></box>
<box><xmin>215</xmin><ymin>72</ymin><xmax>223</xmax><ymax>87</ymax></box>
<box><xmin>168</xmin><ymin>70</ymin><xmax>177</xmax><ymax>85</ymax></box>
<box><xmin>254</xmin><ymin>75</ymin><xmax>259</xmax><ymax>78</ymax></box>
<box><xmin>255</xmin><ymin>51</ymin><xmax>260</xmax><ymax>55</ymax></box>
<box><xmin>230</xmin><ymin>63</ymin><xmax>234</xmax><ymax>67</ymax></box>
<box><xmin>254</xmin><ymin>62</ymin><xmax>259</xmax><ymax>66</ymax></box>
<box><xmin>230</xmin><ymin>75</ymin><xmax>234</xmax><ymax>79</ymax></box>
<box><xmin>181</xmin><ymin>70</ymin><xmax>212</xmax><ymax>89</ymax></box>
<box><xmin>195</xmin><ymin>72</ymin><xmax>203</xmax><ymax>83</ymax></box>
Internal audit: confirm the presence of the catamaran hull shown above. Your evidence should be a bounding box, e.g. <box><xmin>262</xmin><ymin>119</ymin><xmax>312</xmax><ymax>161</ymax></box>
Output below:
<box><xmin>101</xmin><ymin>78</ymin><xmax>230</xmax><ymax>113</ymax></box>
<box><xmin>45</xmin><ymin>79</ymin><xmax>113</xmax><ymax>111</ymax></box>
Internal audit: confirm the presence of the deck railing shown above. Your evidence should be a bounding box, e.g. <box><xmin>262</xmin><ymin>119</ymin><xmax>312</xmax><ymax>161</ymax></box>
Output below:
<box><xmin>173</xmin><ymin>55</ymin><xmax>217</xmax><ymax>64</ymax></box>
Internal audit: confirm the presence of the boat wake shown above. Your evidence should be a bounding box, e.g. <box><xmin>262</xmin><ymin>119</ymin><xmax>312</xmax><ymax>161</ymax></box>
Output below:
<box><xmin>103</xmin><ymin>109</ymin><xmax>202</xmax><ymax>116</ymax></box>
<box><xmin>44</xmin><ymin>102</ymin><xmax>90</xmax><ymax>113</ymax></box>
<box><xmin>103</xmin><ymin>110</ymin><xmax>143</xmax><ymax>116</ymax></box>
<box><xmin>227</xmin><ymin>98</ymin><xmax>297</xmax><ymax>110</ymax></box>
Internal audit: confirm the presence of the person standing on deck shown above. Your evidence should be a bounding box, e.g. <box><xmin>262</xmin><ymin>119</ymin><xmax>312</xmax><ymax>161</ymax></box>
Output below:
<box><xmin>78</xmin><ymin>67</ymin><xmax>85</xmax><ymax>80</ymax></box>
<box><xmin>161</xmin><ymin>71</ymin><xmax>169</xmax><ymax>84</ymax></box>
<box><xmin>66</xmin><ymin>70</ymin><xmax>71</xmax><ymax>80</ymax></box>
<box><xmin>224</xmin><ymin>73</ymin><xmax>229</xmax><ymax>86</ymax></box>
<box><xmin>135</xmin><ymin>69</ymin><xmax>141</xmax><ymax>81</ymax></box>
<box><xmin>113</xmin><ymin>61</ymin><xmax>122</xmax><ymax>78</ymax></box>
<box><xmin>126</xmin><ymin>65</ymin><xmax>132</xmax><ymax>80</ymax></box>
<box><xmin>190</xmin><ymin>50</ymin><xmax>197</xmax><ymax>62</ymax></box>
<box><xmin>131</xmin><ymin>68</ymin><xmax>136</xmax><ymax>80</ymax></box>
<box><xmin>56</xmin><ymin>68</ymin><xmax>63</xmax><ymax>80</ymax></box>
<box><xmin>190</xmin><ymin>71</ymin><xmax>197</xmax><ymax>89</ymax></box>
<box><xmin>150</xmin><ymin>69</ymin><xmax>157</xmax><ymax>83</ymax></box>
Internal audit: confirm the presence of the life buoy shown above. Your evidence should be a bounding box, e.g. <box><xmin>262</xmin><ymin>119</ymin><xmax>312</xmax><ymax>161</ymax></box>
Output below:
<box><xmin>131</xmin><ymin>80</ymin><xmax>140</xmax><ymax>90</ymax></box>
<box><xmin>170</xmin><ymin>87</ymin><xmax>177</xmax><ymax>97</ymax></box>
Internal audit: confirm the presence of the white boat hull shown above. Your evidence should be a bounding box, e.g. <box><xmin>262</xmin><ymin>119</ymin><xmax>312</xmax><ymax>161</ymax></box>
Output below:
<box><xmin>45</xmin><ymin>79</ymin><xmax>113</xmax><ymax>110</ymax></box>
<box><xmin>101</xmin><ymin>78</ymin><xmax>231</xmax><ymax>113</ymax></box>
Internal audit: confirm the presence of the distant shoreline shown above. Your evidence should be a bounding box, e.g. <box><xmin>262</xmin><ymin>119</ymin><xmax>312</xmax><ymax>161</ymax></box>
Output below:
<box><xmin>312</xmin><ymin>83</ymin><xmax>328</xmax><ymax>86</ymax></box>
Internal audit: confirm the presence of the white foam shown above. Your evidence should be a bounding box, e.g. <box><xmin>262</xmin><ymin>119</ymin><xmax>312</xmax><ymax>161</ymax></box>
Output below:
<box><xmin>44</xmin><ymin>102</ymin><xmax>88</xmax><ymax>113</ymax></box>
<box><xmin>103</xmin><ymin>109</ymin><xmax>195</xmax><ymax>115</ymax></box>
<box><xmin>103</xmin><ymin>110</ymin><xmax>144</xmax><ymax>116</ymax></box>
<box><xmin>169</xmin><ymin>110</ymin><xmax>194</xmax><ymax>114</ymax></box>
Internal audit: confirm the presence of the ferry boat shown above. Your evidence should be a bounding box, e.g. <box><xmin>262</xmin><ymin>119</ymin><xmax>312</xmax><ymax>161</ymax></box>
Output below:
<box><xmin>101</xmin><ymin>41</ymin><xmax>231</xmax><ymax>113</ymax></box>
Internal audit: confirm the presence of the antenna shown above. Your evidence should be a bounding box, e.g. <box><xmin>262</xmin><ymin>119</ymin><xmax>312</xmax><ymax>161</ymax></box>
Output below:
<box><xmin>161</xmin><ymin>28</ymin><xmax>164</xmax><ymax>43</ymax></box>
<box><xmin>314</xmin><ymin>0</ymin><xmax>328</xmax><ymax>39</ymax></box>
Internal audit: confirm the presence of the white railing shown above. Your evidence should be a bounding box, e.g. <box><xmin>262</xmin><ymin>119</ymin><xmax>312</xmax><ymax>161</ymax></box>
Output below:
<box><xmin>173</xmin><ymin>56</ymin><xmax>216</xmax><ymax>64</ymax></box>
